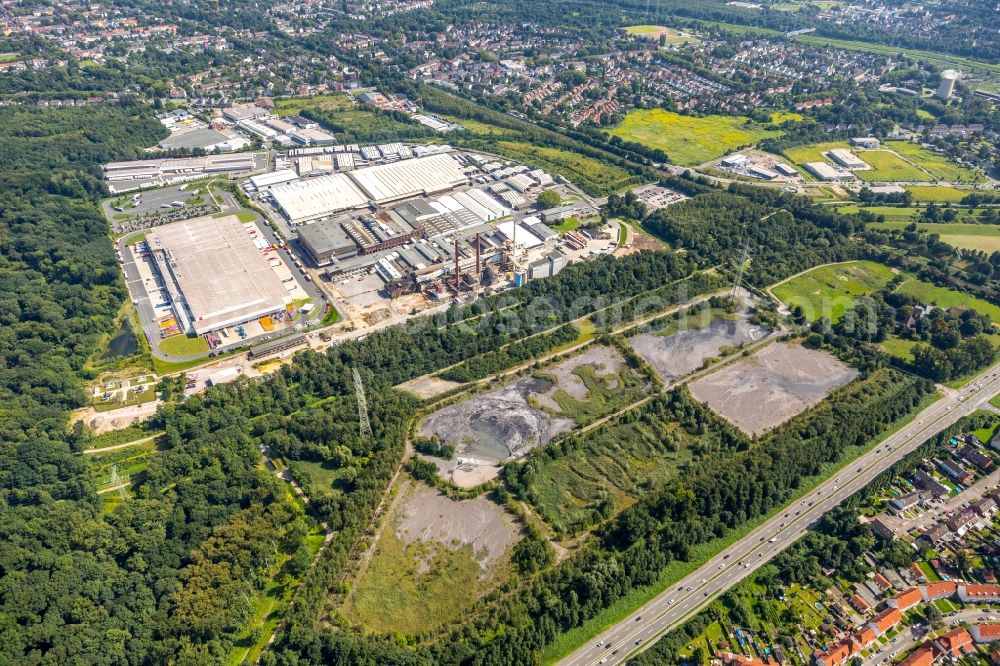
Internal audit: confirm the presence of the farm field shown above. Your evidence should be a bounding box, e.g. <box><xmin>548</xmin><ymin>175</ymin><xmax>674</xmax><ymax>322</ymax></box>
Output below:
<box><xmin>492</xmin><ymin>141</ymin><xmax>636</xmax><ymax>195</ymax></box>
<box><xmin>854</xmin><ymin>150</ymin><xmax>928</xmax><ymax>182</ymax></box>
<box><xmin>895</xmin><ymin>277</ymin><xmax>1000</xmax><ymax>321</ymax></box>
<box><xmin>521</xmin><ymin>415</ymin><xmax>696</xmax><ymax>538</ymax></box>
<box><xmin>879</xmin><ymin>336</ymin><xmax>920</xmax><ymax>362</ymax></box>
<box><xmin>770</xmin><ymin>260</ymin><xmax>897</xmax><ymax>323</ymax></box>
<box><xmin>886</xmin><ymin>141</ymin><xmax>985</xmax><ymax>183</ymax></box>
<box><xmin>904</xmin><ymin>185</ymin><xmax>970</xmax><ymax>202</ymax></box>
<box><xmin>689</xmin><ymin>342</ymin><xmax>860</xmax><ymax>435</ymax></box>
<box><xmin>608</xmin><ymin>109</ymin><xmax>786</xmax><ymax>166</ymax></box>
<box><xmin>339</xmin><ymin>480</ymin><xmax>519</xmax><ymax>635</ymax></box>
<box><xmin>418</xmin><ymin>345</ymin><xmax>651</xmax><ymax>486</ymax></box>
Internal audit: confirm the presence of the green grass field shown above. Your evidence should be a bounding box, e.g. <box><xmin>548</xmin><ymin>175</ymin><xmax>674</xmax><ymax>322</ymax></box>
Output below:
<box><xmin>771</xmin><ymin>260</ymin><xmax>897</xmax><ymax>323</ymax></box>
<box><xmin>608</xmin><ymin>109</ymin><xmax>786</xmax><ymax>166</ymax></box>
<box><xmin>904</xmin><ymin>186</ymin><xmax>970</xmax><ymax>202</ymax></box>
<box><xmin>855</xmin><ymin>150</ymin><xmax>929</xmax><ymax>182</ymax></box>
<box><xmin>886</xmin><ymin>141</ymin><xmax>985</xmax><ymax>183</ymax></box>
<box><xmin>551</xmin><ymin>216</ymin><xmax>581</xmax><ymax>232</ymax></box>
<box><xmin>493</xmin><ymin>141</ymin><xmax>636</xmax><ymax>196</ymax></box>
<box><xmin>524</xmin><ymin>420</ymin><xmax>694</xmax><ymax>537</ymax></box>
<box><xmin>623</xmin><ymin>25</ymin><xmax>697</xmax><ymax>44</ymax></box>
<box><xmin>880</xmin><ymin>336</ymin><xmax>919</xmax><ymax>362</ymax></box>
<box><xmin>783</xmin><ymin>140</ymin><xmax>851</xmax><ymax>168</ymax></box>
<box><xmin>273</xmin><ymin>94</ymin><xmax>354</xmax><ymax>116</ymax></box>
<box><xmin>839</xmin><ymin>205</ymin><xmax>922</xmax><ymax>223</ymax></box>
<box><xmin>896</xmin><ymin>277</ymin><xmax>1000</xmax><ymax>321</ymax></box>
<box><xmin>158</xmin><ymin>334</ymin><xmax>209</xmax><ymax>356</ymax></box>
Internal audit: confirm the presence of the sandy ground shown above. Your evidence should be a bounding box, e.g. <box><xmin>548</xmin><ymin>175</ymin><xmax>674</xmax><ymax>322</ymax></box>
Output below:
<box><xmin>71</xmin><ymin>400</ymin><xmax>163</xmax><ymax>435</ymax></box>
<box><xmin>396</xmin><ymin>482</ymin><xmax>520</xmax><ymax>569</ymax></box>
<box><xmin>689</xmin><ymin>342</ymin><xmax>859</xmax><ymax>435</ymax></box>
<box><xmin>397</xmin><ymin>375</ymin><xmax>465</xmax><ymax>399</ymax></box>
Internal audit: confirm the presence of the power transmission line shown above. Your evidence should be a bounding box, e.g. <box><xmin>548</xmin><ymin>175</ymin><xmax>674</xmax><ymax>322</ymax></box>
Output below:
<box><xmin>353</xmin><ymin>367</ymin><xmax>373</xmax><ymax>439</ymax></box>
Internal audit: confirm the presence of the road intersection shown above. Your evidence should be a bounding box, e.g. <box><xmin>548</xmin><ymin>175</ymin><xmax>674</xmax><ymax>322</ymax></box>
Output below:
<box><xmin>559</xmin><ymin>363</ymin><xmax>1000</xmax><ymax>666</ymax></box>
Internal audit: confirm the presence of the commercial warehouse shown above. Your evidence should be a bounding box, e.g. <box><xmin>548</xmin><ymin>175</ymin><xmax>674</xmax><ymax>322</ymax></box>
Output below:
<box><xmin>805</xmin><ymin>161</ymin><xmax>855</xmax><ymax>182</ymax></box>
<box><xmin>147</xmin><ymin>214</ymin><xmax>290</xmax><ymax>334</ymax></box>
<box><xmin>103</xmin><ymin>153</ymin><xmax>266</xmax><ymax>192</ymax></box>
<box><xmin>826</xmin><ymin>148</ymin><xmax>869</xmax><ymax>170</ymax></box>
<box><xmin>268</xmin><ymin>152</ymin><xmax>470</xmax><ymax>225</ymax></box>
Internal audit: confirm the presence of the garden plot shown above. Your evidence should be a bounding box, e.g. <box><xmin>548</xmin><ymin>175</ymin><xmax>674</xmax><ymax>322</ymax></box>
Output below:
<box><xmin>689</xmin><ymin>342</ymin><xmax>858</xmax><ymax>435</ymax></box>
<box><xmin>419</xmin><ymin>345</ymin><xmax>649</xmax><ymax>487</ymax></box>
<box><xmin>340</xmin><ymin>480</ymin><xmax>519</xmax><ymax>635</ymax></box>
<box><xmin>629</xmin><ymin>315</ymin><xmax>761</xmax><ymax>383</ymax></box>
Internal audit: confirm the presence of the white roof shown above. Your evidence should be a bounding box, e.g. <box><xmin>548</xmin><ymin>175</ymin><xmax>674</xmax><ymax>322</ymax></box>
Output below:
<box><xmin>250</xmin><ymin>169</ymin><xmax>298</xmax><ymax>189</ymax></box>
<box><xmin>149</xmin><ymin>214</ymin><xmax>288</xmax><ymax>333</ymax></box>
<box><xmin>270</xmin><ymin>172</ymin><xmax>369</xmax><ymax>222</ymax></box>
<box><xmin>348</xmin><ymin>153</ymin><xmax>468</xmax><ymax>203</ymax></box>
<box><xmin>496</xmin><ymin>220</ymin><xmax>543</xmax><ymax>248</ymax></box>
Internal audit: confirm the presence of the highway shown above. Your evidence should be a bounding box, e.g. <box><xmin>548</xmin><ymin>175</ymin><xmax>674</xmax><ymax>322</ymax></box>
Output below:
<box><xmin>558</xmin><ymin>362</ymin><xmax>1000</xmax><ymax>666</ymax></box>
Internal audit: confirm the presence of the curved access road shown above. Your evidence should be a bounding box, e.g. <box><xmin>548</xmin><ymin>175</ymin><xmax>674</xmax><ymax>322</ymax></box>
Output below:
<box><xmin>558</xmin><ymin>364</ymin><xmax>1000</xmax><ymax>666</ymax></box>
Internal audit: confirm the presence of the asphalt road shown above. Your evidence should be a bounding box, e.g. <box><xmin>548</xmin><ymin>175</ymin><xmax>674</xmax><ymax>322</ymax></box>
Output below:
<box><xmin>558</xmin><ymin>363</ymin><xmax>1000</xmax><ymax>666</ymax></box>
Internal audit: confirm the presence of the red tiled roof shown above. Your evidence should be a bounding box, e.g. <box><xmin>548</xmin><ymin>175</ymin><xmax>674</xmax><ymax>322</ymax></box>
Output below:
<box><xmin>964</xmin><ymin>584</ymin><xmax>1000</xmax><ymax>600</ymax></box>
<box><xmin>873</xmin><ymin>573</ymin><xmax>892</xmax><ymax>590</ymax></box>
<box><xmin>899</xmin><ymin>646</ymin><xmax>935</xmax><ymax>666</ymax></box>
<box><xmin>893</xmin><ymin>587</ymin><xmax>923</xmax><ymax>611</ymax></box>
<box><xmin>874</xmin><ymin>607</ymin><xmax>902</xmax><ymax>633</ymax></box>
<box><xmin>850</xmin><ymin>594</ymin><xmax>871</xmax><ymax>612</ymax></box>
<box><xmin>855</xmin><ymin>626</ymin><xmax>877</xmax><ymax>647</ymax></box>
<box><xmin>975</xmin><ymin>624</ymin><xmax>1000</xmax><ymax>642</ymax></box>
<box><xmin>937</xmin><ymin>627</ymin><xmax>973</xmax><ymax>655</ymax></box>
<box><xmin>921</xmin><ymin>581</ymin><xmax>957</xmax><ymax>598</ymax></box>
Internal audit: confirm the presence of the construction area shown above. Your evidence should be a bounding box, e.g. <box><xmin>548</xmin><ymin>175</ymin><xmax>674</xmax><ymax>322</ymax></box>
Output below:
<box><xmin>716</xmin><ymin>150</ymin><xmax>802</xmax><ymax>182</ymax></box>
<box><xmin>688</xmin><ymin>342</ymin><xmax>860</xmax><ymax>435</ymax></box>
<box><xmin>418</xmin><ymin>345</ymin><xmax>650</xmax><ymax>488</ymax></box>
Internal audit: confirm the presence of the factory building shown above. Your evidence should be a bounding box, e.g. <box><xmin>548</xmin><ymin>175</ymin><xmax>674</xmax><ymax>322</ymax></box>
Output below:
<box><xmin>826</xmin><ymin>149</ymin><xmax>869</xmax><ymax>170</ymax></box>
<box><xmin>773</xmin><ymin>163</ymin><xmax>799</xmax><ymax>178</ymax></box>
<box><xmin>146</xmin><ymin>214</ymin><xmax>290</xmax><ymax>335</ymax></box>
<box><xmin>850</xmin><ymin>137</ymin><xmax>881</xmax><ymax>149</ymax></box>
<box><xmin>269</xmin><ymin>152</ymin><xmax>470</xmax><ymax>225</ymax></box>
<box><xmin>805</xmin><ymin>162</ymin><xmax>855</xmax><ymax>182</ymax></box>
<box><xmin>103</xmin><ymin>153</ymin><xmax>265</xmax><ymax>192</ymax></box>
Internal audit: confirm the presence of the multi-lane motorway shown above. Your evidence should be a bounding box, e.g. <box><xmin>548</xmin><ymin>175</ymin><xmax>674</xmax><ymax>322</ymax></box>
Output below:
<box><xmin>559</xmin><ymin>362</ymin><xmax>1000</xmax><ymax>666</ymax></box>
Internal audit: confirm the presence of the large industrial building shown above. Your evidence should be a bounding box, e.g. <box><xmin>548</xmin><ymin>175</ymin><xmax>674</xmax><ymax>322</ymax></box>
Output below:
<box><xmin>104</xmin><ymin>153</ymin><xmax>266</xmax><ymax>192</ymax></box>
<box><xmin>147</xmin><ymin>214</ymin><xmax>290</xmax><ymax>334</ymax></box>
<box><xmin>826</xmin><ymin>149</ymin><xmax>869</xmax><ymax>170</ymax></box>
<box><xmin>805</xmin><ymin>161</ymin><xmax>855</xmax><ymax>182</ymax></box>
<box><xmin>269</xmin><ymin>152</ymin><xmax>470</xmax><ymax>225</ymax></box>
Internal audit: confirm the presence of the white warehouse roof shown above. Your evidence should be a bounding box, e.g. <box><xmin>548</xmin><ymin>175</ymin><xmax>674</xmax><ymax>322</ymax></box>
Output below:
<box><xmin>348</xmin><ymin>153</ymin><xmax>468</xmax><ymax>203</ymax></box>
<box><xmin>270</xmin><ymin>172</ymin><xmax>369</xmax><ymax>223</ymax></box>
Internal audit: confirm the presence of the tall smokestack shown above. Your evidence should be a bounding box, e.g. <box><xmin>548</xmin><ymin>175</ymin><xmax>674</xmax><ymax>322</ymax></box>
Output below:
<box><xmin>475</xmin><ymin>232</ymin><xmax>481</xmax><ymax>279</ymax></box>
<box><xmin>454</xmin><ymin>239</ymin><xmax>460</xmax><ymax>291</ymax></box>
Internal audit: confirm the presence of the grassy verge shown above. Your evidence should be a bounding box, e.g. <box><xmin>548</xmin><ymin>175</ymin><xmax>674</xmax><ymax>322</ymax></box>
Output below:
<box><xmin>539</xmin><ymin>390</ymin><xmax>940</xmax><ymax>664</ymax></box>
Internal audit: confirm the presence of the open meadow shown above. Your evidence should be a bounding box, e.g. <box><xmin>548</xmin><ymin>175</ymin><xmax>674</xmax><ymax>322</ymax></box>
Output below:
<box><xmin>771</xmin><ymin>260</ymin><xmax>897</xmax><ymax>323</ymax></box>
<box><xmin>608</xmin><ymin>109</ymin><xmax>786</xmax><ymax>166</ymax></box>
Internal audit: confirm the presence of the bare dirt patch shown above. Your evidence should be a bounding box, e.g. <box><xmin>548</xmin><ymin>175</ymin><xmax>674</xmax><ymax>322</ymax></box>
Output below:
<box><xmin>397</xmin><ymin>374</ymin><xmax>464</xmax><ymax>400</ymax></box>
<box><xmin>689</xmin><ymin>342</ymin><xmax>859</xmax><ymax>435</ymax></box>
<box><xmin>397</xmin><ymin>483</ymin><xmax>520</xmax><ymax>568</ymax></box>
<box><xmin>629</xmin><ymin>317</ymin><xmax>760</xmax><ymax>383</ymax></box>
